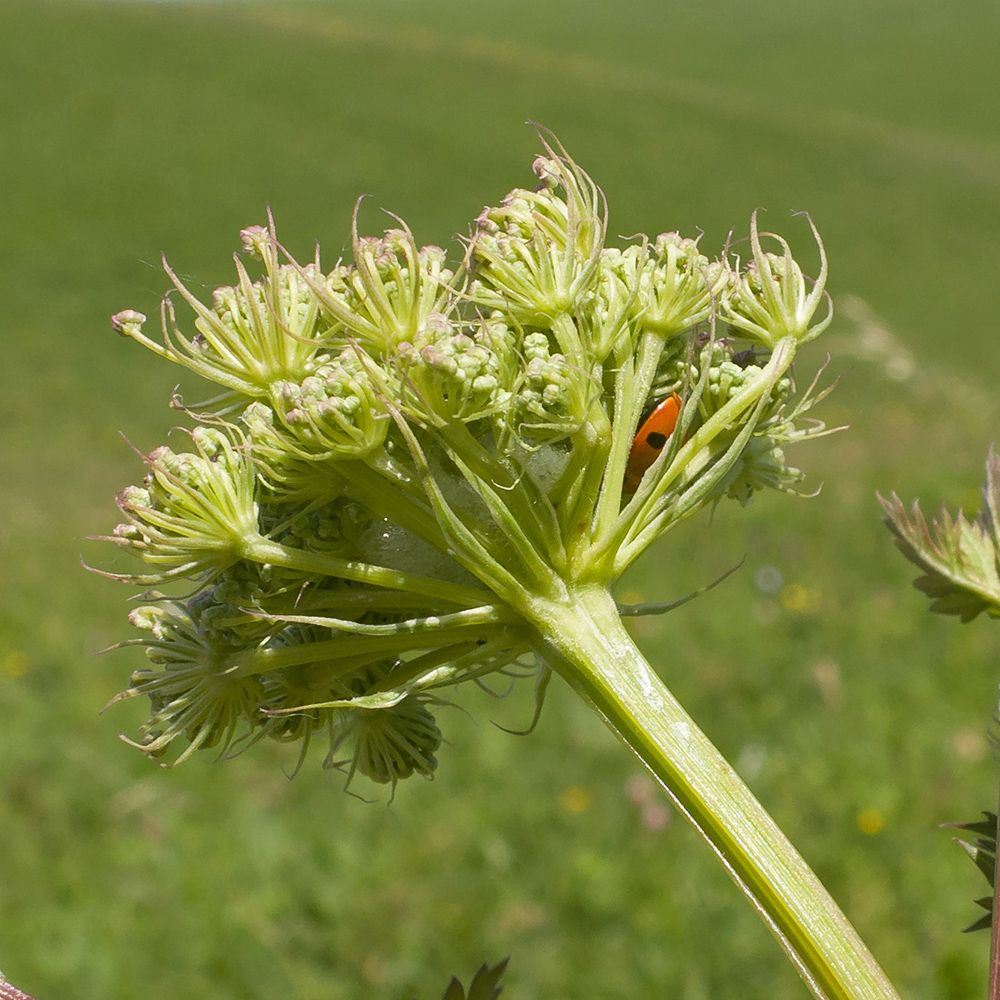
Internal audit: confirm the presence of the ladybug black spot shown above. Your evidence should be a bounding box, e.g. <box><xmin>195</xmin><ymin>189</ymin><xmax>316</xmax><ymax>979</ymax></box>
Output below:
<box><xmin>646</xmin><ymin>431</ymin><xmax>668</xmax><ymax>450</ymax></box>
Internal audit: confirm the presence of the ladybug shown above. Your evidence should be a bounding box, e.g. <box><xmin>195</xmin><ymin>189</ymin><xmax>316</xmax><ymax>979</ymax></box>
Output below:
<box><xmin>623</xmin><ymin>392</ymin><xmax>682</xmax><ymax>494</ymax></box>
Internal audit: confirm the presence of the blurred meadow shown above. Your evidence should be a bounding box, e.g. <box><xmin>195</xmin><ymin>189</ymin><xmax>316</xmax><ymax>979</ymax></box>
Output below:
<box><xmin>1</xmin><ymin>0</ymin><xmax>999</xmax><ymax>997</ymax></box>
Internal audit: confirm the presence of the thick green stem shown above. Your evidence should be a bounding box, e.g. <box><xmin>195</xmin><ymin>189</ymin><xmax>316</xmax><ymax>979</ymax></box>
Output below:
<box><xmin>525</xmin><ymin>583</ymin><xmax>900</xmax><ymax>1000</ymax></box>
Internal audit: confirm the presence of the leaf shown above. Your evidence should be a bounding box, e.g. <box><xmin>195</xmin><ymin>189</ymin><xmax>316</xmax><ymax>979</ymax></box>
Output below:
<box><xmin>944</xmin><ymin>811</ymin><xmax>998</xmax><ymax>932</ymax></box>
<box><xmin>428</xmin><ymin>959</ymin><xmax>509</xmax><ymax>1000</ymax></box>
<box><xmin>464</xmin><ymin>958</ymin><xmax>509</xmax><ymax>1000</ymax></box>
<box><xmin>879</xmin><ymin>472</ymin><xmax>1000</xmax><ymax>622</ymax></box>
<box><xmin>956</xmin><ymin>837</ymin><xmax>997</xmax><ymax>886</ymax></box>
<box><xmin>440</xmin><ymin>977</ymin><xmax>466</xmax><ymax>1000</ymax></box>
<box><xmin>944</xmin><ymin>811</ymin><xmax>999</xmax><ymax>841</ymax></box>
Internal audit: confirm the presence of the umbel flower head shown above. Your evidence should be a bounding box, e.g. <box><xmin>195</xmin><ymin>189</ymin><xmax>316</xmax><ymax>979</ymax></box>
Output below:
<box><xmin>103</xmin><ymin>135</ymin><xmax>835</xmax><ymax>793</ymax></box>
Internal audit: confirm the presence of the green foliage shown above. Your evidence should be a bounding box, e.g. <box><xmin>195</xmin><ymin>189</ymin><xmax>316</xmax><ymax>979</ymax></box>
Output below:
<box><xmin>881</xmin><ymin>450</ymin><xmax>1000</xmax><ymax>623</ymax></box>
<box><xmin>884</xmin><ymin>454</ymin><xmax>1000</xmax><ymax>939</ymax></box>
<box><xmin>434</xmin><ymin>958</ymin><xmax>508</xmax><ymax>1000</ymax></box>
<box><xmin>944</xmin><ymin>812</ymin><xmax>998</xmax><ymax>933</ymax></box>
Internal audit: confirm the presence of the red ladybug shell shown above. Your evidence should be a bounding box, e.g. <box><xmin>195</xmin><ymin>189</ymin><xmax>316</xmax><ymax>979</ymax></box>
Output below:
<box><xmin>623</xmin><ymin>392</ymin><xmax>682</xmax><ymax>493</ymax></box>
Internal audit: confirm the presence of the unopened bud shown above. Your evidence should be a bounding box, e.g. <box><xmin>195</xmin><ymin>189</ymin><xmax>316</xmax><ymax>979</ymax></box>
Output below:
<box><xmin>111</xmin><ymin>309</ymin><xmax>146</xmax><ymax>338</ymax></box>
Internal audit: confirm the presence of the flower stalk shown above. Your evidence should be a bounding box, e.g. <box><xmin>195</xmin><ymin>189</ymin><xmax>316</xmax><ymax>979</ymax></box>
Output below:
<box><xmin>0</xmin><ymin>977</ymin><xmax>37</xmax><ymax>1000</ymax></box>
<box><xmin>527</xmin><ymin>584</ymin><xmax>898</xmax><ymax>1000</ymax></box>
<box><xmin>99</xmin><ymin>133</ymin><xmax>892</xmax><ymax>997</ymax></box>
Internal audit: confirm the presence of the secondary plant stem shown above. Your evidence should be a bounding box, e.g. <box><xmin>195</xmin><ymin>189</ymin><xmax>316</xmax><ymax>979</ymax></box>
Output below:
<box><xmin>0</xmin><ymin>979</ymin><xmax>37</xmax><ymax>1000</ymax></box>
<box><xmin>526</xmin><ymin>583</ymin><xmax>900</xmax><ymax>1000</ymax></box>
<box><xmin>990</xmin><ymin>800</ymin><xmax>1000</xmax><ymax>1000</ymax></box>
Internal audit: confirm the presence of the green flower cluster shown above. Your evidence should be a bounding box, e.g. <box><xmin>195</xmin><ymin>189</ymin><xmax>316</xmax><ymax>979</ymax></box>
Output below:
<box><xmin>104</xmin><ymin>138</ymin><xmax>833</xmax><ymax>790</ymax></box>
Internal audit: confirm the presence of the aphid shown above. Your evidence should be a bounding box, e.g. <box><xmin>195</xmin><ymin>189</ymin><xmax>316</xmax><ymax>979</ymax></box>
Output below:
<box><xmin>623</xmin><ymin>392</ymin><xmax>682</xmax><ymax>494</ymax></box>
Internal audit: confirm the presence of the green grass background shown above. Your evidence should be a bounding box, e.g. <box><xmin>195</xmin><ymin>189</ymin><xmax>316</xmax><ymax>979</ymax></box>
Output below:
<box><xmin>1</xmin><ymin>0</ymin><xmax>999</xmax><ymax>997</ymax></box>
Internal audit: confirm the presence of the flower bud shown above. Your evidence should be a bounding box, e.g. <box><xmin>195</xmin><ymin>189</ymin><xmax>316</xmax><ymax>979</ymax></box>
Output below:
<box><xmin>108</xmin><ymin>429</ymin><xmax>259</xmax><ymax>583</ymax></box>
<box><xmin>332</xmin><ymin>694</ymin><xmax>442</xmax><ymax>785</ymax></box>
<box><xmin>722</xmin><ymin>212</ymin><xmax>831</xmax><ymax>348</ymax></box>
<box><xmin>266</xmin><ymin>348</ymin><xmax>390</xmax><ymax>460</ymax></box>
<box><xmin>116</xmin><ymin>601</ymin><xmax>266</xmax><ymax>763</ymax></box>
<box><xmin>397</xmin><ymin>314</ymin><xmax>515</xmax><ymax>424</ymax></box>
<box><xmin>239</xmin><ymin>225</ymin><xmax>269</xmax><ymax>259</ymax></box>
<box><xmin>113</xmin><ymin>227</ymin><xmax>335</xmax><ymax>408</ymax></box>
<box><xmin>313</xmin><ymin>225</ymin><xmax>455</xmax><ymax>356</ymax></box>
<box><xmin>511</xmin><ymin>333</ymin><xmax>594</xmax><ymax>444</ymax></box>
<box><xmin>638</xmin><ymin>233</ymin><xmax>728</xmax><ymax>337</ymax></box>
<box><xmin>468</xmin><ymin>152</ymin><xmax>606</xmax><ymax>328</ymax></box>
<box><xmin>111</xmin><ymin>309</ymin><xmax>147</xmax><ymax>339</ymax></box>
